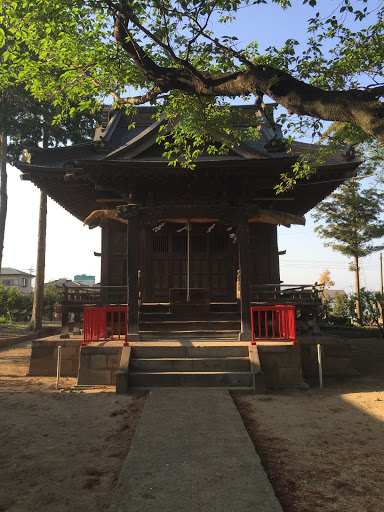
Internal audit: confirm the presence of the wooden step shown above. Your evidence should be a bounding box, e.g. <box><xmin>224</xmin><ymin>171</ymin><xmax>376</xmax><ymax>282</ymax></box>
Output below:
<box><xmin>139</xmin><ymin>330</ymin><xmax>240</xmax><ymax>341</ymax></box>
<box><xmin>139</xmin><ymin>312</ymin><xmax>240</xmax><ymax>322</ymax></box>
<box><xmin>139</xmin><ymin>320</ymin><xmax>241</xmax><ymax>331</ymax></box>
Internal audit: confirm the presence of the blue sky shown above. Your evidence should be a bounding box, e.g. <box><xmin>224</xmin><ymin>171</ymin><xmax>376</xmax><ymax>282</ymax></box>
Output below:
<box><xmin>4</xmin><ymin>0</ymin><xmax>383</xmax><ymax>291</ymax></box>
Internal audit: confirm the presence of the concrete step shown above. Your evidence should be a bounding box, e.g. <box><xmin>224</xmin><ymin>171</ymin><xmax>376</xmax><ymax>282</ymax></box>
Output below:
<box><xmin>139</xmin><ymin>320</ymin><xmax>241</xmax><ymax>331</ymax></box>
<box><xmin>130</xmin><ymin>357</ymin><xmax>251</xmax><ymax>372</ymax></box>
<box><xmin>131</xmin><ymin>345</ymin><xmax>249</xmax><ymax>359</ymax></box>
<box><xmin>128</xmin><ymin>371</ymin><xmax>253</xmax><ymax>387</ymax></box>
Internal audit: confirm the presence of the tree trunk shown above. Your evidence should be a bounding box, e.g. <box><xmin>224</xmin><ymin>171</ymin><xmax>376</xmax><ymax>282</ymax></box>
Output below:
<box><xmin>29</xmin><ymin>191</ymin><xmax>47</xmax><ymax>331</ymax></box>
<box><xmin>354</xmin><ymin>255</ymin><xmax>363</xmax><ymax>325</ymax></box>
<box><xmin>0</xmin><ymin>124</ymin><xmax>8</xmax><ymax>273</ymax></box>
<box><xmin>29</xmin><ymin>125</ymin><xmax>49</xmax><ymax>331</ymax></box>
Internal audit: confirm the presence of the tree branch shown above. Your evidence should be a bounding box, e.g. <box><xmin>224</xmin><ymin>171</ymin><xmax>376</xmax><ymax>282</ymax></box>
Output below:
<box><xmin>105</xmin><ymin>1</ymin><xmax>384</xmax><ymax>143</ymax></box>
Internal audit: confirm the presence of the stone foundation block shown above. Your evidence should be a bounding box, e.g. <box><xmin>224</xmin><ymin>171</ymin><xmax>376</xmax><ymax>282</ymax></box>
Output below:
<box><xmin>90</xmin><ymin>354</ymin><xmax>108</xmax><ymax>369</ymax></box>
<box><xmin>78</xmin><ymin>368</ymin><xmax>113</xmax><ymax>385</ymax></box>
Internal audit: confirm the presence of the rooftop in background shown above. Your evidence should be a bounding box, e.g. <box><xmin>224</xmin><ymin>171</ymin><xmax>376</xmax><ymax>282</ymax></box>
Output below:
<box><xmin>324</xmin><ymin>289</ymin><xmax>346</xmax><ymax>299</ymax></box>
<box><xmin>48</xmin><ymin>279</ymin><xmax>81</xmax><ymax>288</ymax></box>
<box><xmin>1</xmin><ymin>267</ymin><xmax>35</xmax><ymax>278</ymax></box>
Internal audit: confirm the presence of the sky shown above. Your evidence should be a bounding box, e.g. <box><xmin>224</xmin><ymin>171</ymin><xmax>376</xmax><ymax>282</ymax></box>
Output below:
<box><xmin>3</xmin><ymin>0</ymin><xmax>383</xmax><ymax>292</ymax></box>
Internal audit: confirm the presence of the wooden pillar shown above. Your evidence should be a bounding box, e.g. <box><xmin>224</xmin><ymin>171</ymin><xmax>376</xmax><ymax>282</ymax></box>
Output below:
<box><xmin>238</xmin><ymin>215</ymin><xmax>252</xmax><ymax>341</ymax></box>
<box><xmin>127</xmin><ymin>217</ymin><xmax>140</xmax><ymax>340</ymax></box>
<box><xmin>100</xmin><ymin>221</ymin><xmax>110</xmax><ymax>305</ymax></box>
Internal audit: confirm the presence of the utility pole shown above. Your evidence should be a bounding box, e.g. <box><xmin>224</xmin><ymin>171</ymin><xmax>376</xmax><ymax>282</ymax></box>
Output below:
<box><xmin>380</xmin><ymin>253</ymin><xmax>383</xmax><ymax>295</ymax></box>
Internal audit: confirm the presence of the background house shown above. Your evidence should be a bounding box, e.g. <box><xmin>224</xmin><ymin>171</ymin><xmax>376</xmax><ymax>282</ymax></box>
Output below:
<box><xmin>0</xmin><ymin>268</ymin><xmax>35</xmax><ymax>294</ymax></box>
<box><xmin>74</xmin><ymin>274</ymin><xmax>96</xmax><ymax>286</ymax></box>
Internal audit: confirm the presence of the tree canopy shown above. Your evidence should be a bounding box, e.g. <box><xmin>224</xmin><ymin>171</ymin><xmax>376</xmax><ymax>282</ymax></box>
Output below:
<box><xmin>1</xmin><ymin>0</ymin><xmax>383</xmax><ymax>154</ymax></box>
<box><xmin>312</xmin><ymin>179</ymin><xmax>384</xmax><ymax>323</ymax></box>
<box><xmin>312</xmin><ymin>180</ymin><xmax>384</xmax><ymax>260</ymax></box>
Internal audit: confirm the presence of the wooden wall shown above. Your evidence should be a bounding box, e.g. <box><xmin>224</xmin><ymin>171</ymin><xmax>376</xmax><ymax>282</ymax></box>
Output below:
<box><xmin>101</xmin><ymin>220</ymin><xmax>280</xmax><ymax>303</ymax></box>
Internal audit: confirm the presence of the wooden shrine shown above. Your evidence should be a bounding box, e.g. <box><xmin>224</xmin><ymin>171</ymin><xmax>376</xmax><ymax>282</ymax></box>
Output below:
<box><xmin>16</xmin><ymin>105</ymin><xmax>360</xmax><ymax>343</ymax></box>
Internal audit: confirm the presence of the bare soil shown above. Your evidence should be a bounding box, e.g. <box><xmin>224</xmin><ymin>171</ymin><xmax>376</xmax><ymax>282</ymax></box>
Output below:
<box><xmin>233</xmin><ymin>337</ymin><xmax>384</xmax><ymax>512</ymax></box>
<box><xmin>2</xmin><ymin>334</ymin><xmax>384</xmax><ymax>512</ymax></box>
<box><xmin>0</xmin><ymin>340</ymin><xmax>147</xmax><ymax>512</ymax></box>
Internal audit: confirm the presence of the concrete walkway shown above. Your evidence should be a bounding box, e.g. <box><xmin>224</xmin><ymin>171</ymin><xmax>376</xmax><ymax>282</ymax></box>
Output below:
<box><xmin>108</xmin><ymin>388</ymin><xmax>283</xmax><ymax>512</ymax></box>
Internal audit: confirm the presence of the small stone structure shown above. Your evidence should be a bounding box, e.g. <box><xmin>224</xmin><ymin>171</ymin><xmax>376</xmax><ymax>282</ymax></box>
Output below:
<box><xmin>26</xmin><ymin>333</ymin><xmax>357</xmax><ymax>389</ymax></box>
<box><xmin>28</xmin><ymin>338</ymin><xmax>82</xmax><ymax>377</ymax></box>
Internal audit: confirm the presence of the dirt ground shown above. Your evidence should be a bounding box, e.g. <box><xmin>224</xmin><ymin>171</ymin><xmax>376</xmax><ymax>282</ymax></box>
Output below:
<box><xmin>0</xmin><ymin>340</ymin><xmax>147</xmax><ymax>512</ymax></box>
<box><xmin>233</xmin><ymin>337</ymin><xmax>384</xmax><ymax>512</ymax></box>
<box><xmin>1</xmin><ymin>335</ymin><xmax>384</xmax><ymax>512</ymax></box>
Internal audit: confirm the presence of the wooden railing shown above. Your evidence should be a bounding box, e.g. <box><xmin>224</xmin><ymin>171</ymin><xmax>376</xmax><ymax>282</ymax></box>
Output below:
<box><xmin>59</xmin><ymin>285</ymin><xmax>128</xmax><ymax>306</ymax></box>
<box><xmin>82</xmin><ymin>306</ymin><xmax>128</xmax><ymax>346</ymax></box>
<box><xmin>250</xmin><ymin>283</ymin><xmax>323</xmax><ymax>304</ymax></box>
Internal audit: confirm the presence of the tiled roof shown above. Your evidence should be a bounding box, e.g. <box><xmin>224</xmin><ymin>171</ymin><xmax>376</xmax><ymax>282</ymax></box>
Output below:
<box><xmin>1</xmin><ymin>267</ymin><xmax>35</xmax><ymax>277</ymax></box>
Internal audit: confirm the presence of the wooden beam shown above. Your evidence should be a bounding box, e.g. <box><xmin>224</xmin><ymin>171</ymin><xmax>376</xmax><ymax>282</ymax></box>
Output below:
<box><xmin>252</xmin><ymin>197</ymin><xmax>295</xmax><ymax>201</ymax></box>
<box><xmin>118</xmin><ymin>204</ymin><xmax>305</xmax><ymax>226</ymax></box>
<box><xmin>96</xmin><ymin>199</ymin><xmax>126</xmax><ymax>203</ymax></box>
<box><xmin>249</xmin><ymin>210</ymin><xmax>305</xmax><ymax>226</ymax></box>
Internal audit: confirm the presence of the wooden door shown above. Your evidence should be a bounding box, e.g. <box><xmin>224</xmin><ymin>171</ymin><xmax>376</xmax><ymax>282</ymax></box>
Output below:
<box><xmin>144</xmin><ymin>224</ymin><xmax>236</xmax><ymax>302</ymax></box>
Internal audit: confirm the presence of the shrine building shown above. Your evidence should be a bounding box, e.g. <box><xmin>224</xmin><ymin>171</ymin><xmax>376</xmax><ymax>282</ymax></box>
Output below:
<box><xmin>15</xmin><ymin>105</ymin><xmax>360</xmax><ymax>389</ymax></box>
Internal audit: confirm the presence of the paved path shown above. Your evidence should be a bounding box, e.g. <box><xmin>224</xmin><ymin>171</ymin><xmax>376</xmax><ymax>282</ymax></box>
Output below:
<box><xmin>108</xmin><ymin>388</ymin><xmax>283</xmax><ymax>512</ymax></box>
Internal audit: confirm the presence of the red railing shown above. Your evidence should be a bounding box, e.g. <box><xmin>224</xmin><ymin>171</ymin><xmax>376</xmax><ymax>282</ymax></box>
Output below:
<box><xmin>82</xmin><ymin>306</ymin><xmax>128</xmax><ymax>346</ymax></box>
<box><xmin>251</xmin><ymin>305</ymin><xmax>298</xmax><ymax>345</ymax></box>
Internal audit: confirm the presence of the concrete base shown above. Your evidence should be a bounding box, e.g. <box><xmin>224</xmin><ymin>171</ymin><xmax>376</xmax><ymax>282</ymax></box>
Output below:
<box><xmin>257</xmin><ymin>342</ymin><xmax>306</xmax><ymax>388</ymax></box>
<box><xmin>238</xmin><ymin>331</ymin><xmax>252</xmax><ymax>341</ymax></box>
<box><xmin>77</xmin><ymin>345</ymin><xmax>123</xmax><ymax>385</ymax></box>
<box><xmin>126</xmin><ymin>333</ymin><xmax>141</xmax><ymax>342</ymax></box>
<box><xmin>25</xmin><ymin>333</ymin><xmax>357</xmax><ymax>389</ymax></box>
<box><xmin>299</xmin><ymin>335</ymin><xmax>359</xmax><ymax>378</ymax></box>
<box><xmin>116</xmin><ymin>346</ymin><xmax>131</xmax><ymax>394</ymax></box>
<box><xmin>28</xmin><ymin>336</ymin><xmax>82</xmax><ymax>377</ymax></box>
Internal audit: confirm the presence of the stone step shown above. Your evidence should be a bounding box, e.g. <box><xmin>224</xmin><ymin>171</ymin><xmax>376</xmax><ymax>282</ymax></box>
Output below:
<box><xmin>131</xmin><ymin>345</ymin><xmax>249</xmax><ymax>359</ymax></box>
<box><xmin>130</xmin><ymin>357</ymin><xmax>251</xmax><ymax>373</ymax></box>
<box><xmin>128</xmin><ymin>371</ymin><xmax>253</xmax><ymax>387</ymax></box>
<box><xmin>139</xmin><ymin>320</ymin><xmax>241</xmax><ymax>331</ymax></box>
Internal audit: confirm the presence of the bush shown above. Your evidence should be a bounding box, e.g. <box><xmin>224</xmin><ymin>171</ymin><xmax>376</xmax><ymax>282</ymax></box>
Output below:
<box><xmin>0</xmin><ymin>285</ymin><xmax>33</xmax><ymax>319</ymax></box>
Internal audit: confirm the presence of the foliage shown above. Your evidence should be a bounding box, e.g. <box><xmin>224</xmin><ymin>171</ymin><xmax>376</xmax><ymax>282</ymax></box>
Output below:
<box><xmin>6</xmin><ymin>93</ymin><xmax>98</xmax><ymax>162</ymax></box>
<box><xmin>0</xmin><ymin>284</ymin><xmax>33</xmax><ymax>318</ymax></box>
<box><xmin>313</xmin><ymin>179</ymin><xmax>384</xmax><ymax>324</ymax></box>
<box><xmin>1</xmin><ymin>0</ymin><xmax>384</xmax><ymax>172</ymax></box>
<box><xmin>319</xmin><ymin>269</ymin><xmax>335</xmax><ymax>289</ymax></box>
<box><xmin>312</xmin><ymin>180</ymin><xmax>384</xmax><ymax>260</ymax></box>
<box><xmin>43</xmin><ymin>282</ymin><xmax>61</xmax><ymax>309</ymax></box>
<box><xmin>332</xmin><ymin>292</ymin><xmax>353</xmax><ymax>320</ymax></box>
<box><xmin>355</xmin><ymin>289</ymin><xmax>384</xmax><ymax>338</ymax></box>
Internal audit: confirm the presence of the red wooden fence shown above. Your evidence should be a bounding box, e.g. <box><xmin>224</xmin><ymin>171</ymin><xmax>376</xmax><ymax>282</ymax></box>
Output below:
<box><xmin>251</xmin><ymin>305</ymin><xmax>298</xmax><ymax>345</ymax></box>
<box><xmin>82</xmin><ymin>306</ymin><xmax>128</xmax><ymax>346</ymax></box>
